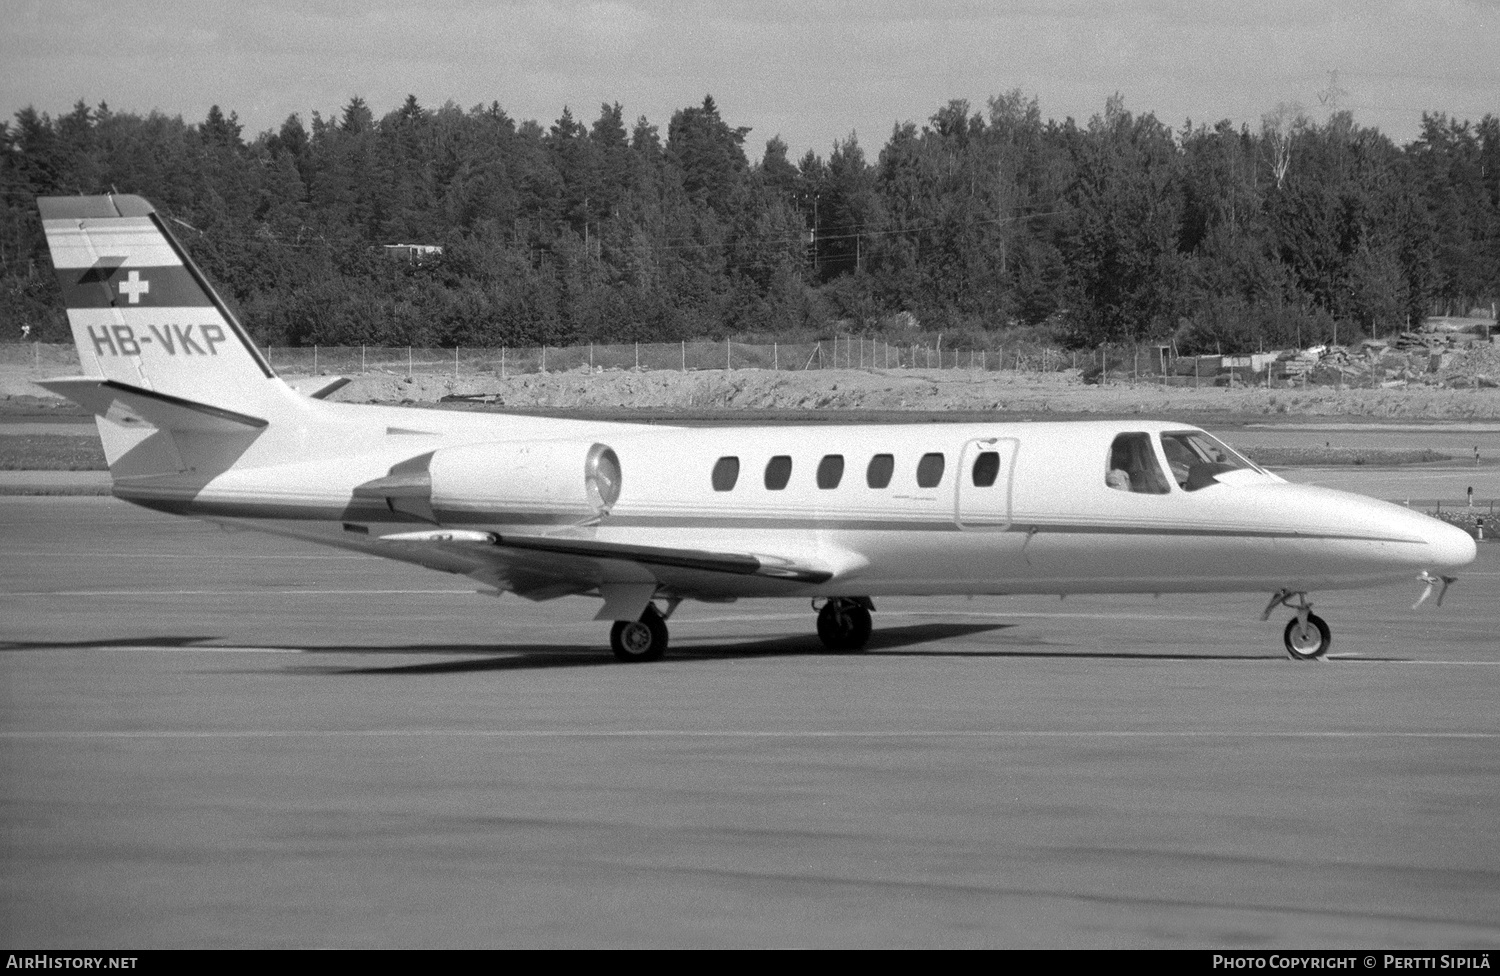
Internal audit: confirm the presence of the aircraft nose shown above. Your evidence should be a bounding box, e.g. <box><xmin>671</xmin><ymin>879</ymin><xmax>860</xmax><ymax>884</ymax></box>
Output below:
<box><xmin>1422</xmin><ymin>516</ymin><xmax>1478</xmax><ymax>571</ymax></box>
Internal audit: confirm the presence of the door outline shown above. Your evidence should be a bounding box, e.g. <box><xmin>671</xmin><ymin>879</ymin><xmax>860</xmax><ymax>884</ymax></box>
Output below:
<box><xmin>954</xmin><ymin>437</ymin><xmax>1017</xmax><ymax>530</ymax></box>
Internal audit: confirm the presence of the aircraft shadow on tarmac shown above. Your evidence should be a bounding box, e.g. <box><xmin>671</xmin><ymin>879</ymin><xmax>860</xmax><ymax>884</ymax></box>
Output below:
<box><xmin>0</xmin><ymin>635</ymin><xmax>222</xmax><ymax>652</ymax></box>
<box><xmin>281</xmin><ymin>622</ymin><xmax>1015</xmax><ymax>675</ymax></box>
<box><xmin>0</xmin><ymin>623</ymin><xmax>1298</xmax><ymax>670</ymax></box>
<box><xmin>282</xmin><ymin>622</ymin><xmax>1286</xmax><ymax>675</ymax></box>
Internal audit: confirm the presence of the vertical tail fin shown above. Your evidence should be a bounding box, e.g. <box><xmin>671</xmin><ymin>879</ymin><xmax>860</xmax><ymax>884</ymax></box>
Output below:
<box><xmin>37</xmin><ymin>194</ymin><xmax>298</xmax><ymax>421</ymax></box>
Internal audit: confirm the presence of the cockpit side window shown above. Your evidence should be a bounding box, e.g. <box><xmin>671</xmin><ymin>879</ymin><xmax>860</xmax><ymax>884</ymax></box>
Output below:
<box><xmin>1160</xmin><ymin>431</ymin><xmax>1259</xmax><ymax>491</ymax></box>
<box><xmin>1105</xmin><ymin>433</ymin><xmax>1170</xmax><ymax>494</ymax></box>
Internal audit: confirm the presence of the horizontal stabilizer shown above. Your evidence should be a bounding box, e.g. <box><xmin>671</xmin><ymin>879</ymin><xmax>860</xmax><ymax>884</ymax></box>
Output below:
<box><xmin>40</xmin><ymin>377</ymin><xmax>267</xmax><ymax>433</ymax></box>
<box><xmin>283</xmin><ymin>375</ymin><xmax>351</xmax><ymax>400</ymax></box>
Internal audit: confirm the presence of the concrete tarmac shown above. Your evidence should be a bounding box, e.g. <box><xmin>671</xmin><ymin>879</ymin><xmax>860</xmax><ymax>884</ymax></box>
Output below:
<box><xmin>2</xmin><ymin>498</ymin><xmax>1498</xmax><ymax>948</ymax></box>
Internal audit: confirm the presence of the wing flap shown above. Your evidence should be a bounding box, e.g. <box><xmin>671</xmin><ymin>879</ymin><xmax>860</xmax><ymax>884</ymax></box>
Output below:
<box><xmin>378</xmin><ymin>529</ymin><xmax>836</xmax><ymax>584</ymax></box>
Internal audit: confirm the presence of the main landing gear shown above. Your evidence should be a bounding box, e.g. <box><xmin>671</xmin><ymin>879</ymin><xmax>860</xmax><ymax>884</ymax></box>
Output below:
<box><xmin>609</xmin><ymin>596</ymin><xmax>878</xmax><ymax>661</ymax></box>
<box><xmin>610</xmin><ymin>603</ymin><xmax>670</xmax><ymax>662</ymax></box>
<box><xmin>815</xmin><ymin>597</ymin><xmax>874</xmax><ymax>652</ymax></box>
<box><xmin>1262</xmin><ymin>589</ymin><xmax>1331</xmax><ymax>660</ymax></box>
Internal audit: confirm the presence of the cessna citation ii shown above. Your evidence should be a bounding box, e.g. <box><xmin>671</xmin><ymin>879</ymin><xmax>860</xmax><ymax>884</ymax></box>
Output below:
<box><xmin>36</xmin><ymin>194</ymin><xmax>1477</xmax><ymax>662</ymax></box>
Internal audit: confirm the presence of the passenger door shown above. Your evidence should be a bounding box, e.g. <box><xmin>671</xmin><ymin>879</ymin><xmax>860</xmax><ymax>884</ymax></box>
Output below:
<box><xmin>955</xmin><ymin>437</ymin><xmax>1017</xmax><ymax>530</ymax></box>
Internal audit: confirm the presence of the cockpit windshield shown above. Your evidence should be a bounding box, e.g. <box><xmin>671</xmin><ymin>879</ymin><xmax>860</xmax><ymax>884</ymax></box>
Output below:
<box><xmin>1160</xmin><ymin>431</ymin><xmax>1261</xmax><ymax>491</ymax></box>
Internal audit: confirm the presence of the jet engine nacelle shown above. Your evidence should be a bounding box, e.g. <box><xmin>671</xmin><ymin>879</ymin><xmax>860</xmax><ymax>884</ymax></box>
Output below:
<box><xmin>428</xmin><ymin>439</ymin><xmax>622</xmax><ymax>520</ymax></box>
<box><xmin>356</xmin><ymin>439</ymin><xmax>623</xmax><ymax>524</ymax></box>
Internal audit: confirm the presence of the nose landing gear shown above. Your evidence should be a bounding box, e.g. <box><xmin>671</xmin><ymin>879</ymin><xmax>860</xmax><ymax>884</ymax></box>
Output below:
<box><xmin>1263</xmin><ymin>589</ymin><xmax>1331</xmax><ymax>660</ymax></box>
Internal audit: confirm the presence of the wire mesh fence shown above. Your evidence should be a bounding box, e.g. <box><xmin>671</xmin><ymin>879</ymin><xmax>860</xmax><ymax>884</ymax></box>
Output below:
<box><xmin>248</xmin><ymin>338</ymin><xmax>1087</xmax><ymax>376</ymax></box>
<box><xmin>2</xmin><ymin>337</ymin><xmax>1493</xmax><ymax>390</ymax></box>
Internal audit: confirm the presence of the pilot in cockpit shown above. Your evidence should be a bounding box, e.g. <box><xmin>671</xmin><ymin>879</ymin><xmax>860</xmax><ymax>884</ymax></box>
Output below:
<box><xmin>1161</xmin><ymin>436</ymin><xmax>1195</xmax><ymax>488</ymax></box>
<box><xmin>1106</xmin><ymin>433</ymin><xmax>1170</xmax><ymax>494</ymax></box>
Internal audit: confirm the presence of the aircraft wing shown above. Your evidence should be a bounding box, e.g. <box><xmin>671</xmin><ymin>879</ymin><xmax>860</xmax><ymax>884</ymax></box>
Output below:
<box><xmin>214</xmin><ymin>520</ymin><xmax>843</xmax><ymax>607</ymax></box>
<box><xmin>486</xmin><ymin>532</ymin><xmax>834</xmax><ymax>584</ymax></box>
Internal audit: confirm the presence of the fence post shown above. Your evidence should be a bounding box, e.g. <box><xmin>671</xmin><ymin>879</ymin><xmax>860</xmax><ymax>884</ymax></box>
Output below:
<box><xmin>314</xmin><ymin>344</ymin><xmax>318</xmax><ymax>374</ymax></box>
<box><xmin>502</xmin><ymin>346</ymin><xmax>506</xmax><ymax>380</ymax></box>
<box><xmin>774</xmin><ymin>342</ymin><xmax>778</xmax><ymax>371</ymax></box>
<box><xmin>726</xmin><ymin>337</ymin><xmax>730</xmax><ymax>371</ymax></box>
<box><xmin>407</xmin><ymin>345</ymin><xmax>411</xmax><ymax>378</ymax></box>
<box><xmin>542</xmin><ymin>345</ymin><xmax>546</xmax><ymax>373</ymax></box>
<box><xmin>361</xmin><ymin>344</ymin><xmax>366</xmax><ymax>373</ymax></box>
<box><xmin>681</xmin><ymin>340</ymin><xmax>685</xmax><ymax>372</ymax></box>
<box><xmin>455</xmin><ymin>345</ymin><xmax>459</xmax><ymax>380</ymax></box>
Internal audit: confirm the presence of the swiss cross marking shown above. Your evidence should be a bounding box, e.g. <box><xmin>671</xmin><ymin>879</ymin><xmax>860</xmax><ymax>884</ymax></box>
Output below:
<box><xmin>117</xmin><ymin>270</ymin><xmax>150</xmax><ymax>304</ymax></box>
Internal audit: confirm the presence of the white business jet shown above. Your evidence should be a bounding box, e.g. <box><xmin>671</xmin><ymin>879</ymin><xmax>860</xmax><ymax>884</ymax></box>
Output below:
<box><xmin>35</xmin><ymin>194</ymin><xmax>1476</xmax><ymax>662</ymax></box>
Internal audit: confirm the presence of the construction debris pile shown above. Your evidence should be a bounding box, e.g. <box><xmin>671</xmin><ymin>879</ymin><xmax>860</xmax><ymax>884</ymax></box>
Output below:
<box><xmin>1160</xmin><ymin>322</ymin><xmax>1496</xmax><ymax>389</ymax></box>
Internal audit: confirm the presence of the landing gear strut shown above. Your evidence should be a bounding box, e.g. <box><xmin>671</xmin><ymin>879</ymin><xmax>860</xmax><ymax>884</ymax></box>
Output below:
<box><xmin>610</xmin><ymin>603</ymin><xmax>669</xmax><ymax>662</ymax></box>
<box><xmin>816</xmin><ymin>597</ymin><xmax>873</xmax><ymax>652</ymax></box>
<box><xmin>1263</xmin><ymin>589</ymin><xmax>1331</xmax><ymax>660</ymax></box>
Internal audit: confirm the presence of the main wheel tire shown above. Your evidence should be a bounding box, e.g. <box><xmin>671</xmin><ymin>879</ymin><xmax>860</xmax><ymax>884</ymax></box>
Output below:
<box><xmin>611</xmin><ymin>605</ymin><xmax>668</xmax><ymax>662</ymax></box>
<box><xmin>1283</xmin><ymin>612</ymin><xmax>1331</xmax><ymax>660</ymax></box>
<box><xmin>817</xmin><ymin>600</ymin><xmax>873</xmax><ymax>652</ymax></box>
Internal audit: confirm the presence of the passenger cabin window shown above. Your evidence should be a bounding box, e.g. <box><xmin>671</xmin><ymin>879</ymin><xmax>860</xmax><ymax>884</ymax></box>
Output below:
<box><xmin>764</xmin><ymin>455</ymin><xmax>792</xmax><ymax>490</ymax></box>
<box><xmin>867</xmin><ymin>454</ymin><xmax>894</xmax><ymax>489</ymax></box>
<box><xmin>916</xmin><ymin>452</ymin><xmax>946</xmax><ymax>488</ymax></box>
<box><xmin>711</xmin><ymin>456</ymin><xmax>739</xmax><ymax>491</ymax></box>
<box><xmin>816</xmin><ymin>454</ymin><xmax>845</xmax><ymax>489</ymax></box>
<box><xmin>1105</xmin><ymin>433</ymin><xmax>1170</xmax><ymax>494</ymax></box>
<box><xmin>971</xmin><ymin>451</ymin><xmax>1000</xmax><ymax>487</ymax></box>
<box><xmin>1160</xmin><ymin>431</ymin><xmax>1260</xmax><ymax>491</ymax></box>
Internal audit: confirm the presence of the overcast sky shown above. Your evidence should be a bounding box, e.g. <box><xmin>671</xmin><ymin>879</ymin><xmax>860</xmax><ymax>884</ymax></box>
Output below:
<box><xmin>5</xmin><ymin>1</ymin><xmax>1496</xmax><ymax>161</ymax></box>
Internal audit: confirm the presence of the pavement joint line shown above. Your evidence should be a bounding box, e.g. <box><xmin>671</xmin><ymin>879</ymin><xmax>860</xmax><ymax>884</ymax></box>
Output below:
<box><xmin>23</xmin><ymin>645</ymin><xmax>1497</xmax><ymax>665</ymax></box>
<box><xmin>0</xmin><ymin>550</ymin><xmax>367</xmax><ymax>560</ymax></box>
<box><xmin>3</xmin><ymin>729</ymin><xmax>1499</xmax><ymax>740</ymax></box>
<box><xmin>1</xmin><ymin>588</ymin><xmax>481</xmax><ymax>597</ymax></box>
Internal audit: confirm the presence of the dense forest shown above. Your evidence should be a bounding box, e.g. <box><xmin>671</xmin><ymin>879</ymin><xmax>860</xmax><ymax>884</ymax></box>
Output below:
<box><xmin>1</xmin><ymin>92</ymin><xmax>1497</xmax><ymax>353</ymax></box>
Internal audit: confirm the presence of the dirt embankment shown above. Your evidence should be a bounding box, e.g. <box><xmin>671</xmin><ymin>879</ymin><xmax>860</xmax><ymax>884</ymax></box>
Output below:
<box><xmin>5</xmin><ymin>362</ymin><xmax>1500</xmax><ymax>419</ymax></box>
<box><xmin>325</xmin><ymin>367</ymin><xmax>1500</xmax><ymax>419</ymax></box>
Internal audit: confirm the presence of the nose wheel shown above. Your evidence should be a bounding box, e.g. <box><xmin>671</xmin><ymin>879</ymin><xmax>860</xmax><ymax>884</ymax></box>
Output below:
<box><xmin>1282</xmin><ymin>612</ymin><xmax>1331</xmax><ymax>660</ymax></box>
<box><xmin>1263</xmin><ymin>589</ymin><xmax>1331</xmax><ymax>661</ymax></box>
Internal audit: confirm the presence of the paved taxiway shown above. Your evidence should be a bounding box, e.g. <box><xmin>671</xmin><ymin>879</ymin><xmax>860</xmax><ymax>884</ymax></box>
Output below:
<box><xmin>2</xmin><ymin>497</ymin><xmax>1498</xmax><ymax>948</ymax></box>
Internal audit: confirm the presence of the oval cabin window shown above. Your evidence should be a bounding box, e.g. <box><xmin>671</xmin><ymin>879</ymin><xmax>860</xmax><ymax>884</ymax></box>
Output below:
<box><xmin>866</xmin><ymin>454</ymin><xmax>894</xmax><ymax>489</ymax></box>
<box><xmin>971</xmin><ymin>451</ymin><xmax>1000</xmax><ymax>487</ymax></box>
<box><xmin>764</xmin><ymin>455</ymin><xmax>792</xmax><ymax>490</ymax></box>
<box><xmin>916</xmin><ymin>452</ymin><xmax>945</xmax><ymax>488</ymax></box>
<box><xmin>711</xmin><ymin>456</ymin><xmax>739</xmax><ymax>491</ymax></box>
<box><xmin>816</xmin><ymin>455</ymin><xmax>845</xmax><ymax>489</ymax></box>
